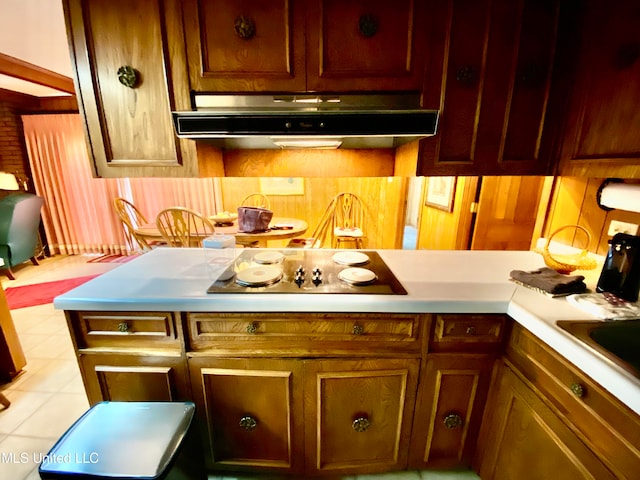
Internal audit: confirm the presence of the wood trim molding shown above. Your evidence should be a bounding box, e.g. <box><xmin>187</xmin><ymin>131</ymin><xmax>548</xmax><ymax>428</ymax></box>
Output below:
<box><xmin>0</xmin><ymin>53</ymin><xmax>75</xmax><ymax>94</ymax></box>
<box><xmin>0</xmin><ymin>87</ymin><xmax>40</xmax><ymax>108</ymax></box>
<box><xmin>0</xmin><ymin>88</ymin><xmax>77</xmax><ymax>112</ymax></box>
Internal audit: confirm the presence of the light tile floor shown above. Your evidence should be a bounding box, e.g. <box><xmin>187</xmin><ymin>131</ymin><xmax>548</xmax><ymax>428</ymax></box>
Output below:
<box><xmin>0</xmin><ymin>254</ymin><xmax>480</xmax><ymax>480</ymax></box>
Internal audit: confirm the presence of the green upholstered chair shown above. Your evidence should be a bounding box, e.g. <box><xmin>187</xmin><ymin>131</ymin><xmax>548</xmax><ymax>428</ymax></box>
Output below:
<box><xmin>0</xmin><ymin>193</ymin><xmax>44</xmax><ymax>280</ymax></box>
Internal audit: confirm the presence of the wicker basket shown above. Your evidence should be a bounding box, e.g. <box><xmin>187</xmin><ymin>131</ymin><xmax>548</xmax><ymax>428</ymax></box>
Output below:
<box><xmin>539</xmin><ymin>225</ymin><xmax>598</xmax><ymax>274</ymax></box>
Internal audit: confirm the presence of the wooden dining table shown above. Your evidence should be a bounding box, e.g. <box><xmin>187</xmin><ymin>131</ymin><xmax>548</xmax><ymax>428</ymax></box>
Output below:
<box><xmin>134</xmin><ymin>217</ymin><xmax>308</xmax><ymax>248</ymax></box>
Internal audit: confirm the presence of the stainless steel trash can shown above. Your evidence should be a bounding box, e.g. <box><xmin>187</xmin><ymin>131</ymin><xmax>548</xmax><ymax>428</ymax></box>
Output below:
<box><xmin>38</xmin><ymin>401</ymin><xmax>204</xmax><ymax>480</ymax></box>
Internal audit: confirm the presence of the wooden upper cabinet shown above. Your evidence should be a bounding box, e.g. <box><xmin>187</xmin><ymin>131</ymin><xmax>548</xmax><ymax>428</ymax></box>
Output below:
<box><xmin>63</xmin><ymin>0</ymin><xmax>197</xmax><ymax>177</ymax></box>
<box><xmin>182</xmin><ymin>0</ymin><xmax>306</xmax><ymax>92</ymax></box>
<box><xmin>559</xmin><ymin>1</ymin><xmax>640</xmax><ymax>177</ymax></box>
<box><xmin>305</xmin><ymin>0</ymin><xmax>427</xmax><ymax>92</ymax></box>
<box><xmin>418</xmin><ymin>0</ymin><xmax>558</xmax><ymax>176</ymax></box>
<box><xmin>182</xmin><ymin>0</ymin><xmax>426</xmax><ymax>93</ymax></box>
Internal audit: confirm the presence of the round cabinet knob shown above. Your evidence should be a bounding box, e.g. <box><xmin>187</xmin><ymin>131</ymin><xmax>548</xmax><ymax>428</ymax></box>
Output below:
<box><xmin>234</xmin><ymin>15</ymin><xmax>256</xmax><ymax>40</ymax></box>
<box><xmin>358</xmin><ymin>14</ymin><xmax>379</xmax><ymax>37</ymax></box>
<box><xmin>443</xmin><ymin>413</ymin><xmax>463</xmax><ymax>429</ymax></box>
<box><xmin>465</xmin><ymin>326</ymin><xmax>476</xmax><ymax>335</ymax></box>
<box><xmin>246</xmin><ymin>322</ymin><xmax>258</xmax><ymax>334</ymax></box>
<box><xmin>239</xmin><ymin>415</ymin><xmax>258</xmax><ymax>431</ymax></box>
<box><xmin>455</xmin><ymin>65</ymin><xmax>476</xmax><ymax>86</ymax></box>
<box><xmin>570</xmin><ymin>383</ymin><xmax>585</xmax><ymax>398</ymax></box>
<box><xmin>352</xmin><ymin>323</ymin><xmax>364</xmax><ymax>335</ymax></box>
<box><xmin>352</xmin><ymin>416</ymin><xmax>370</xmax><ymax>432</ymax></box>
<box><xmin>117</xmin><ymin>66</ymin><xmax>138</xmax><ymax>88</ymax></box>
<box><xmin>117</xmin><ymin>322</ymin><xmax>129</xmax><ymax>333</ymax></box>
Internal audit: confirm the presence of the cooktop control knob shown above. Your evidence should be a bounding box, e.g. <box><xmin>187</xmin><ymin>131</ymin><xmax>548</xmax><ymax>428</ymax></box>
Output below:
<box><xmin>312</xmin><ymin>266</ymin><xmax>322</xmax><ymax>286</ymax></box>
<box><xmin>296</xmin><ymin>266</ymin><xmax>305</xmax><ymax>275</ymax></box>
<box><xmin>294</xmin><ymin>273</ymin><xmax>305</xmax><ymax>287</ymax></box>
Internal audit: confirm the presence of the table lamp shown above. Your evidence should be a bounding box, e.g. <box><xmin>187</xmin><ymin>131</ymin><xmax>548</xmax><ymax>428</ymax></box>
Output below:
<box><xmin>0</xmin><ymin>172</ymin><xmax>19</xmax><ymax>191</ymax></box>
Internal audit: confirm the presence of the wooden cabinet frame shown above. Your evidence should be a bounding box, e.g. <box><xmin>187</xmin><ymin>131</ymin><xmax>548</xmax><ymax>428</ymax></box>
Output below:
<box><xmin>63</xmin><ymin>0</ymin><xmax>197</xmax><ymax>177</ymax></box>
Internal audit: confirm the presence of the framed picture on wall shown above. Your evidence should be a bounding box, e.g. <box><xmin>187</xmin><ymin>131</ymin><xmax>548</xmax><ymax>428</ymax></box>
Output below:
<box><xmin>425</xmin><ymin>176</ymin><xmax>456</xmax><ymax>212</ymax></box>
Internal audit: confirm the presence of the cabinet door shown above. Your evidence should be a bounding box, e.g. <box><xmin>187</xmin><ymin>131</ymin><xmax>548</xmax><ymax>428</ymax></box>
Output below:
<box><xmin>63</xmin><ymin>0</ymin><xmax>197</xmax><ymax>177</ymax></box>
<box><xmin>182</xmin><ymin>0</ymin><xmax>306</xmax><ymax>92</ymax></box>
<box><xmin>409</xmin><ymin>354</ymin><xmax>496</xmax><ymax>469</ymax></box>
<box><xmin>304</xmin><ymin>358</ymin><xmax>419</xmax><ymax>476</ymax></box>
<box><xmin>559</xmin><ymin>1</ymin><xmax>640</xmax><ymax>177</ymax></box>
<box><xmin>418</xmin><ymin>0</ymin><xmax>558</xmax><ymax>175</ymax></box>
<box><xmin>78</xmin><ymin>354</ymin><xmax>189</xmax><ymax>405</ymax></box>
<box><xmin>476</xmin><ymin>364</ymin><xmax>616</xmax><ymax>480</ymax></box>
<box><xmin>188</xmin><ymin>357</ymin><xmax>304</xmax><ymax>475</ymax></box>
<box><xmin>305</xmin><ymin>0</ymin><xmax>428</xmax><ymax>91</ymax></box>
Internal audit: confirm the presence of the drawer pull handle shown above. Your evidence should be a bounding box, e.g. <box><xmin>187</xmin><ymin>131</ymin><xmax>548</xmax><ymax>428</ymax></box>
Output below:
<box><xmin>570</xmin><ymin>383</ymin><xmax>585</xmax><ymax>398</ymax></box>
<box><xmin>352</xmin><ymin>323</ymin><xmax>364</xmax><ymax>335</ymax></box>
<box><xmin>466</xmin><ymin>326</ymin><xmax>476</xmax><ymax>335</ymax></box>
<box><xmin>117</xmin><ymin>322</ymin><xmax>129</xmax><ymax>333</ymax></box>
<box><xmin>246</xmin><ymin>322</ymin><xmax>257</xmax><ymax>334</ymax></box>
<box><xmin>443</xmin><ymin>413</ymin><xmax>463</xmax><ymax>429</ymax></box>
<box><xmin>352</xmin><ymin>416</ymin><xmax>370</xmax><ymax>432</ymax></box>
<box><xmin>239</xmin><ymin>415</ymin><xmax>257</xmax><ymax>431</ymax></box>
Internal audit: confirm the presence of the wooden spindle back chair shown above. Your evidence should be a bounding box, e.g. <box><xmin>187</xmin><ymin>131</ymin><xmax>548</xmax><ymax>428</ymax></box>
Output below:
<box><xmin>155</xmin><ymin>207</ymin><xmax>215</xmax><ymax>248</ymax></box>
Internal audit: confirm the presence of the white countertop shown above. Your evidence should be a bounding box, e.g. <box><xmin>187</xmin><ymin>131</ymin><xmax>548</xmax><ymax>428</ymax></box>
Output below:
<box><xmin>54</xmin><ymin>247</ymin><xmax>640</xmax><ymax>416</ymax></box>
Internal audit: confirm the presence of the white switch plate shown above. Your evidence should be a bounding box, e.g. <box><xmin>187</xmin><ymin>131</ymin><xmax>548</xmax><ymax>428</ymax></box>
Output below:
<box><xmin>608</xmin><ymin>220</ymin><xmax>639</xmax><ymax>236</ymax></box>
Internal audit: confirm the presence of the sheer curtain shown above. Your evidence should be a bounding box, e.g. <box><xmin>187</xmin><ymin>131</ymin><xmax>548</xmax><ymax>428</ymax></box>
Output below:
<box><xmin>22</xmin><ymin>114</ymin><xmax>222</xmax><ymax>255</ymax></box>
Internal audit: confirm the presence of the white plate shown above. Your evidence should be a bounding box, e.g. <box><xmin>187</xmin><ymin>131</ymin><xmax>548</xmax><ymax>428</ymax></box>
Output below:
<box><xmin>236</xmin><ymin>266</ymin><xmax>283</xmax><ymax>287</ymax></box>
<box><xmin>338</xmin><ymin>267</ymin><xmax>377</xmax><ymax>285</ymax></box>
<box><xmin>254</xmin><ymin>251</ymin><xmax>285</xmax><ymax>264</ymax></box>
<box><xmin>332</xmin><ymin>251</ymin><xmax>370</xmax><ymax>266</ymax></box>
<box><xmin>210</xmin><ymin>213</ymin><xmax>238</xmax><ymax>224</ymax></box>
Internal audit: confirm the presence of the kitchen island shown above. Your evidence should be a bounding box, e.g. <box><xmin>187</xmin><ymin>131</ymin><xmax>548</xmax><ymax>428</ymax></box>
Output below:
<box><xmin>54</xmin><ymin>248</ymin><xmax>640</xmax><ymax>478</ymax></box>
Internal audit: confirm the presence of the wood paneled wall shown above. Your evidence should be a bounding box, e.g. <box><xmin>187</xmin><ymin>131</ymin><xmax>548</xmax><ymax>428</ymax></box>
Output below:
<box><xmin>219</xmin><ymin>177</ymin><xmax>407</xmax><ymax>249</ymax></box>
<box><xmin>545</xmin><ymin>177</ymin><xmax>640</xmax><ymax>255</ymax></box>
<box><xmin>202</xmin><ymin>148</ymin><xmax>396</xmax><ymax>177</ymax></box>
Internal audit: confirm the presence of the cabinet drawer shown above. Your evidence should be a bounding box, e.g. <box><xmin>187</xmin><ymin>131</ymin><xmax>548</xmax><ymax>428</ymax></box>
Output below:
<box><xmin>187</xmin><ymin>313</ymin><xmax>425</xmax><ymax>355</ymax></box>
<box><xmin>507</xmin><ymin>324</ymin><xmax>640</xmax><ymax>479</ymax></box>
<box><xmin>431</xmin><ymin>314</ymin><xmax>506</xmax><ymax>351</ymax></box>
<box><xmin>70</xmin><ymin>311</ymin><xmax>179</xmax><ymax>350</ymax></box>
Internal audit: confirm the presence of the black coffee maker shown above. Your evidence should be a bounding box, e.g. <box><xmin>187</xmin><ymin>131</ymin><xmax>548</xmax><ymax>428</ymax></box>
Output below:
<box><xmin>596</xmin><ymin>233</ymin><xmax>640</xmax><ymax>301</ymax></box>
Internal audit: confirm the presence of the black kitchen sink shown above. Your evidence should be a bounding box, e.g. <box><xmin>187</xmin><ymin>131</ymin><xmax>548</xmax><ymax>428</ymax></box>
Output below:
<box><xmin>556</xmin><ymin>319</ymin><xmax>640</xmax><ymax>378</ymax></box>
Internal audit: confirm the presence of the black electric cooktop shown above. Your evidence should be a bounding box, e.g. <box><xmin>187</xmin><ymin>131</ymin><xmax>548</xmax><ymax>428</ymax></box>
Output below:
<box><xmin>206</xmin><ymin>249</ymin><xmax>407</xmax><ymax>295</ymax></box>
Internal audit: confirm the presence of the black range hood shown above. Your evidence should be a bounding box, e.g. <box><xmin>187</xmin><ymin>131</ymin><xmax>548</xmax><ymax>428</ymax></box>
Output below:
<box><xmin>172</xmin><ymin>94</ymin><xmax>438</xmax><ymax>149</ymax></box>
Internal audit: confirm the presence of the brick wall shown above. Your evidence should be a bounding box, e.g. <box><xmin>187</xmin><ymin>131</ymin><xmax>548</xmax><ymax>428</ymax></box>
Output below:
<box><xmin>0</xmin><ymin>99</ymin><xmax>30</xmax><ymax>184</ymax></box>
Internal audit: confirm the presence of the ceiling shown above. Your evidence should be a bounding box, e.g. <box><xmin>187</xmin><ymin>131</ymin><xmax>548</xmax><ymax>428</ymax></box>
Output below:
<box><xmin>0</xmin><ymin>0</ymin><xmax>73</xmax><ymax>97</ymax></box>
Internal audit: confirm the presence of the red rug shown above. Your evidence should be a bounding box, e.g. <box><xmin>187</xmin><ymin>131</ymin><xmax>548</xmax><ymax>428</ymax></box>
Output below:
<box><xmin>4</xmin><ymin>275</ymin><xmax>100</xmax><ymax>310</ymax></box>
<box><xmin>87</xmin><ymin>254</ymin><xmax>140</xmax><ymax>264</ymax></box>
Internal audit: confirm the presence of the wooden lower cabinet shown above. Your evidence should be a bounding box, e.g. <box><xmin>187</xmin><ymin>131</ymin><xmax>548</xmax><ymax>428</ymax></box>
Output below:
<box><xmin>304</xmin><ymin>358</ymin><xmax>419</xmax><ymax>476</ymax></box>
<box><xmin>188</xmin><ymin>356</ymin><xmax>419</xmax><ymax>476</ymax></box>
<box><xmin>476</xmin><ymin>363</ymin><xmax>615</xmax><ymax>480</ymax></box>
<box><xmin>70</xmin><ymin>311</ymin><xmax>639</xmax><ymax>477</ymax></box>
<box><xmin>188</xmin><ymin>357</ymin><xmax>305</xmax><ymax>475</ymax></box>
<box><xmin>505</xmin><ymin>323</ymin><xmax>640</xmax><ymax>479</ymax></box>
<box><xmin>409</xmin><ymin>354</ymin><xmax>496</xmax><ymax>469</ymax></box>
<box><xmin>78</xmin><ymin>353</ymin><xmax>189</xmax><ymax>405</ymax></box>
